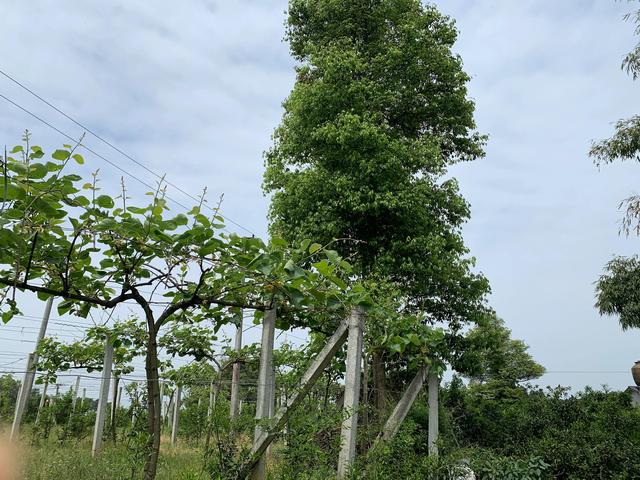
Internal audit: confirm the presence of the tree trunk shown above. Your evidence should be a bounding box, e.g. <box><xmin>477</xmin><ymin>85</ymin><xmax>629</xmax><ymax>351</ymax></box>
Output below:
<box><xmin>372</xmin><ymin>350</ymin><xmax>387</xmax><ymax>414</ymax></box>
<box><xmin>143</xmin><ymin>329</ymin><xmax>162</xmax><ymax>480</ymax></box>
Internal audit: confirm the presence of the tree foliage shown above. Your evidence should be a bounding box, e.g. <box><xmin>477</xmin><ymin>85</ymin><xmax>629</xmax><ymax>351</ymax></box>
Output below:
<box><xmin>454</xmin><ymin>314</ymin><xmax>545</xmax><ymax>385</ymax></box>
<box><xmin>592</xmin><ymin>4</ymin><xmax>640</xmax><ymax>333</ymax></box>
<box><xmin>264</xmin><ymin>0</ymin><xmax>489</xmax><ymax>322</ymax></box>
<box><xmin>590</xmin><ymin>2</ymin><xmax>640</xmax><ymax>236</ymax></box>
<box><xmin>0</xmin><ymin>134</ymin><xmax>366</xmax><ymax>480</ymax></box>
<box><xmin>595</xmin><ymin>255</ymin><xmax>640</xmax><ymax>330</ymax></box>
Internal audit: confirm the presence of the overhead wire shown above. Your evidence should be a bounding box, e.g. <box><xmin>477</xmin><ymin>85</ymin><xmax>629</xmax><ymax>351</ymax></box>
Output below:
<box><xmin>0</xmin><ymin>68</ymin><xmax>256</xmax><ymax>237</ymax></box>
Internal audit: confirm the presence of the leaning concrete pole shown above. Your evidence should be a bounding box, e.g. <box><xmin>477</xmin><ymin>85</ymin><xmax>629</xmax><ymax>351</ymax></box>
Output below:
<box><xmin>230</xmin><ymin>313</ymin><xmax>243</xmax><ymax>419</ymax></box>
<box><xmin>337</xmin><ymin>306</ymin><xmax>365</xmax><ymax>480</ymax></box>
<box><xmin>237</xmin><ymin>317</ymin><xmax>350</xmax><ymax>479</ymax></box>
<box><xmin>92</xmin><ymin>336</ymin><xmax>114</xmax><ymax>457</ymax></box>
<box><xmin>427</xmin><ymin>371</ymin><xmax>439</xmax><ymax>456</ymax></box>
<box><xmin>10</xmin><ymin>297</ymin><xmax>53</xmax><ymax>439</ymax></box>
<box><xmin>379</xmin><ymin>366</ymin><xmax>429</xmax><ymax>443</ymax></box>
<box><xmin>251</xmin><ymin>305</ymin><xmax>276</xmax><ymax>480</ymax></box>
<box><xmin>10</xmin><ymin>353</ymin><xmax>37</xmax><ymax>440</ymax></box>
<box><xmin>171</xmin><ymin>385</ymin><xmax>182</xmax><ymax>446</ymax></box>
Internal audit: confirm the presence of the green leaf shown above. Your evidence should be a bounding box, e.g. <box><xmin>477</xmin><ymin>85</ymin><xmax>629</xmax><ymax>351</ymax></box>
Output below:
<box><xmin>72</xmin><ymin>153</ymin><xmax>85</xmax><ymax>165</ymax></box>
<box><xmin>95</xmin><ymin>195</ymin><xmax>114</xmax><ymax>209</ymax></box>
<box><xmin>309</xmin><ymin>243</ymin><xmax>322</xmax><ymax>254</ymax></box>
<box><xmin>52</xmin><ymin>149</ymin><xmax>70</xmax><ymax>161</ymax></box>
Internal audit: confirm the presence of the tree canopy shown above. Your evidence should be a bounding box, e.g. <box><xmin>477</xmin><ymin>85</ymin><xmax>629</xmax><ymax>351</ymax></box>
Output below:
<box><xmin>454</xmin><ymin>314</ymin><xmax>545</xmax><ymax>385</ymax></box>
<box><xmin>264</xmin><ymin>0</ymin><xmax>489</xmax><ymax>323</ymax></box>
<box><xmin>592</xmin><ymin>3</ymin><xmax>640</xmax><ymax>331</ymax></box>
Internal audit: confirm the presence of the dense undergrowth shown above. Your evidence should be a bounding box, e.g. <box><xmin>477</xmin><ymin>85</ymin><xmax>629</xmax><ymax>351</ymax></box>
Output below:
<box><xmin>7</xmin><ymin>380</ymin><xmax>640</xmax><ymax>480</ymax></box>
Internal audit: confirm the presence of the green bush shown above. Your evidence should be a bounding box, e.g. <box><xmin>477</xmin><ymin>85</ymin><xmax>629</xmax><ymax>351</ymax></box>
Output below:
<box><xmin>470</xmin><ymin>451</ymin><xmax>549</xmax><ymax>480</ymax></box>
<box><xmin>443</xmin><ymin>380</ymin><xmax>640</xmax><ymax>479</ymax></box>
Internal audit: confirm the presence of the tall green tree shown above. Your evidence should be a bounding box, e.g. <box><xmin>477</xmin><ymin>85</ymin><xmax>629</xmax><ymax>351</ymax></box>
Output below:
<box><xmin>264</xmin><ymin>0</ymin><xmax>490</xmax><ymax>406</ymax></box>
<box><xmin>592</xmin><ymin>3</ymin><xmax>640</xmax><ymax>329</ymax></box>
<box><xmin>454</xmin><ymin>314</ymin><xmax>545</xmax><ymax>386</ymax></box>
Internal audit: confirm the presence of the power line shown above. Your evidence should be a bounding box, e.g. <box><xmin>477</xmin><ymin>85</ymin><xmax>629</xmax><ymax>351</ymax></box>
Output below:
<box><xmin>0</xmin><ymin>68</ymin><xmax>256</xmax><ymax>236</ymax></box>
<box><xmin>0</xmin><ymin>93</ymin><xmax>171</xmax><ymax>203</ymax></box>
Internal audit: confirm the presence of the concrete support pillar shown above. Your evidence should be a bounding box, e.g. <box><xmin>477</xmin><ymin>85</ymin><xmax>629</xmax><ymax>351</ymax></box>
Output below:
<box><xmin>171</xmin><ymin>385</ymin><xmax>182</xmax><ymax>446</ymax></box>
<box><xmin>379</xmin><ymin>366</ymin><xmax>429</xmax><ymax>442</ymax></box>
<box><xmin>428</xmin><ymin>371</ymin><xmax>439</xmax><ymax>457</ymax></box>
<box><xmin>337</xmin><ymin>306</ymin><xmax>365</xmax><ymax>479</ymax></box>
<box><xmin>10</xmin><ymin>297</ymin><xmax>53</xmax><ymax>439</ymax></box>
<box><xmin>238</xmin><ymin>316</ymin><xmax>350</xmax><ymax>479</ymax></box>
<box><xmin>207</xmin><ymin>380</ymin><xmax>215</xmax><ymax>419</ymax></box>
<box><xmin>251</xmin><ymin>306</ymin><xmax>276</xmax><ymax>480</ymax></box>
<box><xmin>36</xmin><ymin>379</ymin><xmax>48</xmax><ymax>424</ymax></box>
<box><xmin>92</xmin><ymin>337</ymin><xmax>114</xmax><ymax>457</ymax></box>
<box><xmin>230</xmin><ymin>313</ymin><xmax>243</xmax><ymax>420</ymax></box>
<box><xmin>71</xmin><ymin>375</ymin><xmax>81</xmax><ymax>412</ymax></box>
<box><xmin>10</xmin><ymin>353</ymin><xmax>36</xmax><ymax>440</ymax></box>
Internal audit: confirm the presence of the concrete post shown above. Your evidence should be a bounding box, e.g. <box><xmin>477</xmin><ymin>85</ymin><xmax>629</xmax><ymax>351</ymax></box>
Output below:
<box><xmin>71</xmin><ymin>375</ymin><xmax>81</xmax><ymax>412</ymax></box>
<box><xmin>207</xmin><ymin>380</ymin><xmax>215</xmax><ymax>419</ymax></box>
<box><xmin>171</xmin><ymin>385</ymin><xmax>182</xmax><ymax>446</ymax></box>
<box><xmin>36</xmin><ymin>379</ymin><xmax>48</xmax><ymax>424</ymax></box>
<box><xmin>92</xmin><ymin>337</ymin><xmax>114</xmax><ymax>457</ymax></box>
<box><xmin>337</xmin><ymin>306</ymin><xmax>365</xmax><ymax>480</ymax></box>
<box><xmin>230</xmin><ymin>314</ymin><xmax>243</xmax><ymax>419</ymax></box>
<box><xmin>10</xmin><ymin>353</ymin><xmax>36</xmax><ymax>440</ymax></box>
<box><xmin>159</xmin><ymin>381</ymin><xmax>165</xmax><ymax>423</ymax></box>
<box><xmin>238</xmin><ymin>316</ymin><xmax>350</xmax><ymax>479</ymax></box>
<box><xmin>379</xmin><ymin>366</ymin><xmax>429</xmax><ymax>443</ymax></box>
<box><xmin>167</xmin><ymin>390</ymin><xmax>174</xmax><ymax>428</ymax></box>
<box><xmin>110</xmin><ymin>376</ymin><xmax>119</xmax><ymax>423</ymax></box>
<box><xmin>251</xmin><ymin>306</ymin><xmax>276</xmax><ymax>480</ymax></box>
<box><xmin>427</xmin><ymin>371</ymin><xmax>439</xmax><ymax>457</ymax></box>
<box><xmin>81</xmin><ymin>388</ymin><xmax>86</xmax><ymax>409</ymax></box>
<box><xmin>10</xmin><ymin>297</ymin><xmax>53</xmax><ymax>439</ymax></box>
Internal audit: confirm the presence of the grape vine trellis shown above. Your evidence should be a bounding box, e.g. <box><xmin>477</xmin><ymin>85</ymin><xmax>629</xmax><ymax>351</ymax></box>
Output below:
<box><xmin>0</xmin><ymin>135</ymin><xmax>371</xmax><ymax>480</ymax></box>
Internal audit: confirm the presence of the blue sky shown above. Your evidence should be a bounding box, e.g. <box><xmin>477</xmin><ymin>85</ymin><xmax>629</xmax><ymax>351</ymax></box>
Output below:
<box><xmin>0</xmin><ymin>0</ymin><xmax>639</xmax><ymax>393</ymax></box>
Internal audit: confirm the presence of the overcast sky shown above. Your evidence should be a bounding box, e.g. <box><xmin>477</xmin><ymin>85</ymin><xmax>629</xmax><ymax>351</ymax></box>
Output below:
<box><xmin>1</xmin><ymin>0</ymin><xmax>639</xmax><ymax>393</ymax></box>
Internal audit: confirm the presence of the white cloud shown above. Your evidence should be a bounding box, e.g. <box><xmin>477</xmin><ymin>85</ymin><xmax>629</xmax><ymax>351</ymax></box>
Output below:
<box><xmin>1</xmin><ymin>0</ymin><xmax>639</xmax><ymax>390</ymax></box>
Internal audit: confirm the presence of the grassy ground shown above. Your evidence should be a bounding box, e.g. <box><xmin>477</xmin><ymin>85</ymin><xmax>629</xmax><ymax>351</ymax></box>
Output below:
<box><xmin>22</xmin><ymin>438</ymin><xmax>208</xmax><ymax>480</ymax></box>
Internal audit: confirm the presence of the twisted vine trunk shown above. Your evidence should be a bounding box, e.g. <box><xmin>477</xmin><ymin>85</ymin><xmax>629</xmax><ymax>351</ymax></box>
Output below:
<box><xmin>143</xmin><ymin>326</ymin><xmax>162</xmax><ymax>480</ymax></box>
